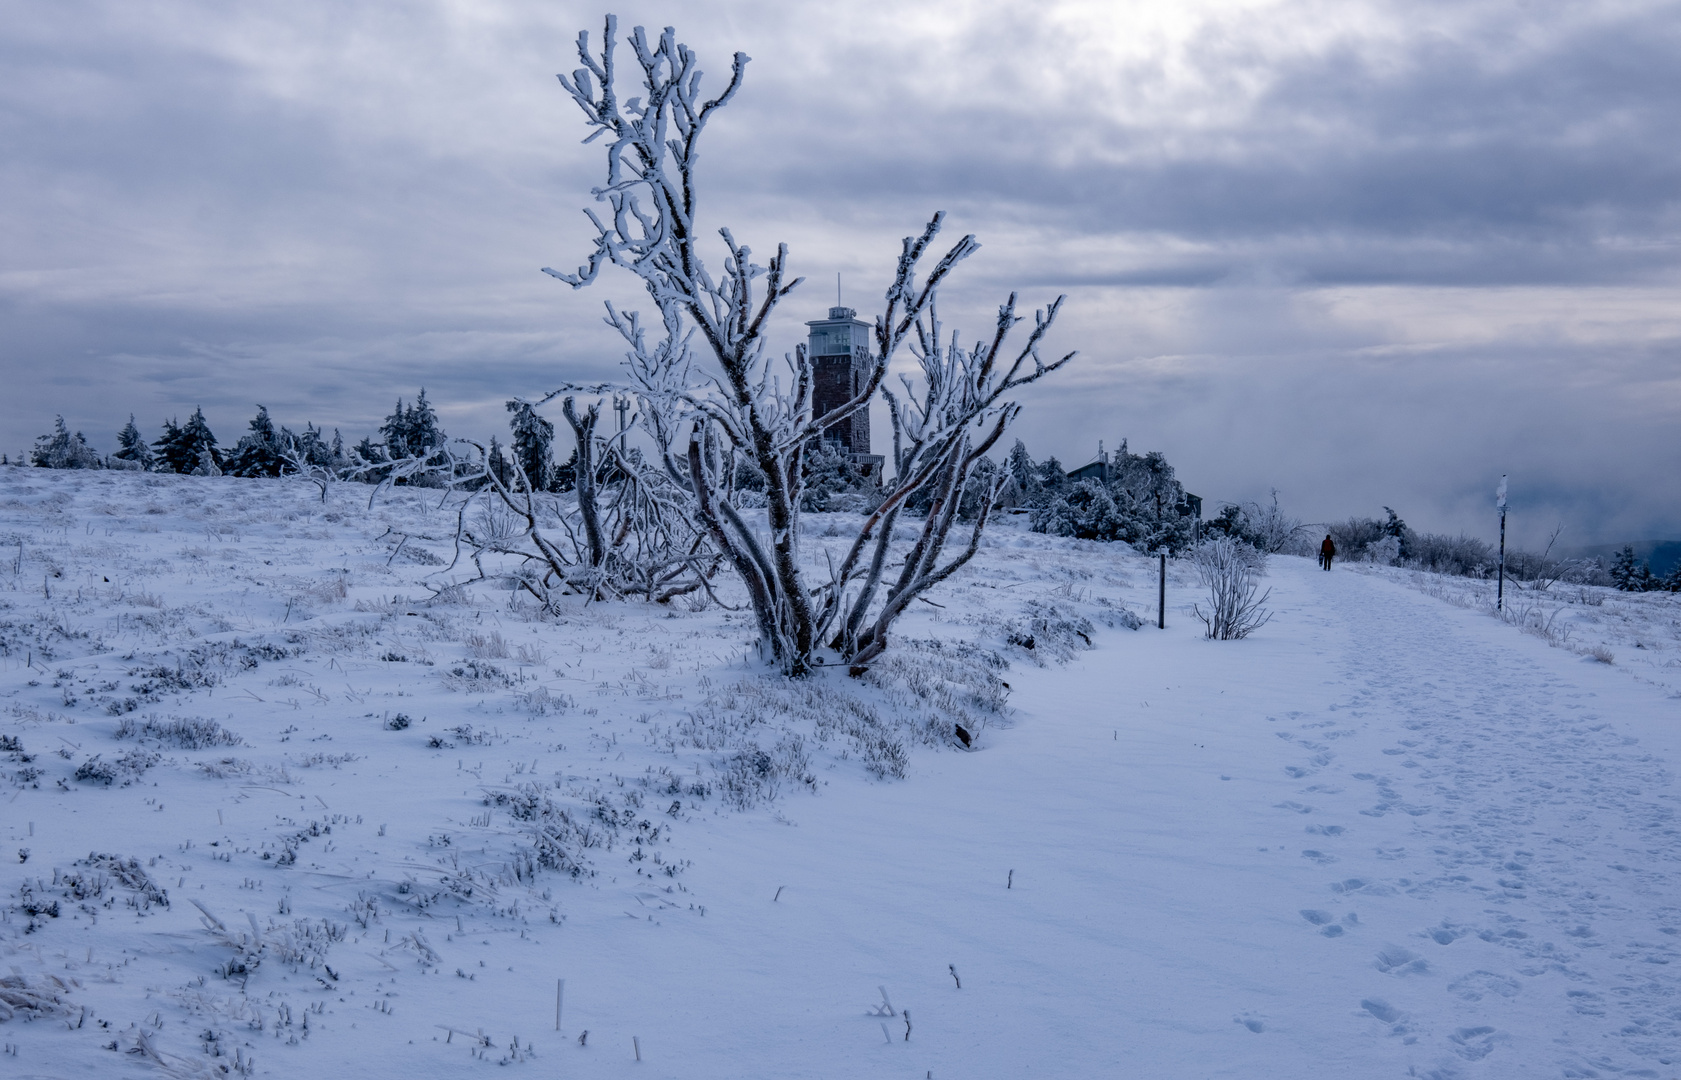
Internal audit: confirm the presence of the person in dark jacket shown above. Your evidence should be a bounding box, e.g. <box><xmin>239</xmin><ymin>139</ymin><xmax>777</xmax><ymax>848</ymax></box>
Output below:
<box><xmin>1320</xmin><ymin>534</ymin><xmax>1336</xmax><ymax>571</ymax></box>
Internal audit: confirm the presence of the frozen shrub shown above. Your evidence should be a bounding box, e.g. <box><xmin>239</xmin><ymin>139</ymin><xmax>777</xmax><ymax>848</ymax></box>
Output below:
<box><xmin>1406</xmin><ymin>532</ymin><xmax>1494</xmax><ymax>577</ymax></box>
<box><xmin>441</xmin><ymin>660</ymin><xmax>514</xmax><ymax>691</ymax></box>
<box><xmin>115</xmin><ymin>714</ymin><xmax>241</xmax><ymax>749</ymax></box>
<box><xmin>515</xmin><ymin>686</ymin><xmax>574</xmax><ymax>715</ymax></box>
<box><xmin>75</xmin><ymin>748</ymin><xmax>160</xmax><ymax>786</ymax></box>
<box><xmin>465</xmin><ymin>630</ymin><xmax>510</xmax><ymax>659</ymax></box>
<box><xmin>719</xmin><ymin>735</ymin><xmax>816</xmax><ymax>807</ymax></box>
<box><xmin>197</xmin><ymin>758</ymin><xmax>254</xmax><ymax>779</ymax></box>
<box><xmin>996</xmin><ymin>600</ymin><xmax>1095</xmax><ymax>664</ymax></box>
<box><xmin>487</xmin><ymin>784</ymin><xmax>602</xmax><ymax>880</ymax></box>
<box><xmin>1191</xmin><ymin>536</ymin><xmax>1273</xmax><ymax>640</ymax></box>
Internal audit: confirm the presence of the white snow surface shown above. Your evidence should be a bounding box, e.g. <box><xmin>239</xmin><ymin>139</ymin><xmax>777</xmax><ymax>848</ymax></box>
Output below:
<box><xmin>1</xmin><ymin>468</ymin><xmax>1679</xmax><ymax>1079</ymax></box>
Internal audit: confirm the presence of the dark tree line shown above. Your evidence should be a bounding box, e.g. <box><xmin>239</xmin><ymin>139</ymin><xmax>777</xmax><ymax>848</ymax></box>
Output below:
<box><xmin>1609</xmin><ymin>545</ymin><xmax>1681</xmax><ymax>592</ymax></box>
<box><xmin>20</xmin><ymin>395</ymin><xmax>446</xmax><ymax>481</ymax></box>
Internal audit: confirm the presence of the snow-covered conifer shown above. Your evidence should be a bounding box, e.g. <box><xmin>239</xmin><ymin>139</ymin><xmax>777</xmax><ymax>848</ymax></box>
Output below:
<box><xmin>113</xmin><ymin>415</ymin><xmax>155</xmax><ymax>469</ymax></box>
<box><xmin>228</xmin><ymin>406</ymin><xmax>287</xmax><ymax>478</ymax></box>
<box><xmin>506</xmin><ymin>400</ymin><xmax>555</xmax><ymax>493</ymax></box>
<box><xmin>155</xmin><ymin>408</ymin><xmax>219</xmax><ymax>473</ymax></box>
<box><xmin>1610</xmin><ymin>545</ymin><xmax>1647</xmax><ymax>591</ymax></box>
<box><xmin>1005</xmin><ymin>440</ymin><xmax>1038</xmax><ymax>503</ymax></box>
<box><xmin>31</xmin><ymin>416</ymin><xmax>102</xmax><ymax>469</ymax></box>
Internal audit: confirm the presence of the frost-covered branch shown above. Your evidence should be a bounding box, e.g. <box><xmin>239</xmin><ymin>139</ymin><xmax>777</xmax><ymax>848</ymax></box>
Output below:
<box><xmin>545</xmin><ymin>18</ymin><xmax>1074</xmax><ymax>674</ymax></box>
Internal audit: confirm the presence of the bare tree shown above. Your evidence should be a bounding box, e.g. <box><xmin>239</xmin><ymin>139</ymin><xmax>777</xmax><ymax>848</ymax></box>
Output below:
<box><xmin>546</xmin><ymin>18</ymin><xmax>1074</xmax><ymax>675</ymax></box>
<box><xmin>1242</xmin><ymin>489</ymin><xmax>1313</xmax><ymax>555</ymax></box>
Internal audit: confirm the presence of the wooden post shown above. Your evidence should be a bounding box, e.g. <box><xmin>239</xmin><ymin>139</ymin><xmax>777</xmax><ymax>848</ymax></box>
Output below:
<box><xmin>555</xmin><ymin>979</ymin><xmax>564</xmax><ymax>1031</ymax></box>
<box><xmin>1158</xmin><ymin>551</ymin><xmax>1167</xmax><ymax>629</ymax></box>
<box><xmin>1497</xmin><ymin>509</ymin><xmax>1507</xmax><ymax>611</ymax></box>
<box><xmin>1496</xmin><ymin>475</ymin><xmax>1508</xmax><ymax>612</ymax></box>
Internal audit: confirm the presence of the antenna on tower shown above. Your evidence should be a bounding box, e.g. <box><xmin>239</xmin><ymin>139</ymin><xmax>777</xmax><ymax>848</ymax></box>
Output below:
<box><xmin>837</xmin><ymin>273</ymin><xmax>842</xmax><ymax>307</ymax></box>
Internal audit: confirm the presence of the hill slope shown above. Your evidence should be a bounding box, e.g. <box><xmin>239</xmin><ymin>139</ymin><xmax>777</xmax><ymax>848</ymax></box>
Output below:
<box><xmin>1</xmin><ymin>469</ymin><xmax>1678</xmax><ymax>1079</ymax></box>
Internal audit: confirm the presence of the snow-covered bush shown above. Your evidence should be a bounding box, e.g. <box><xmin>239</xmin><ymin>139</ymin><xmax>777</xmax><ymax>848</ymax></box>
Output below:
<box><xmin>115</xmin><ymin>713</ymin><xmax>242</xmax><ymax>749</ymax></box>
<box><xmin>1365</xmin><ymin>535</ymin><xmax>1402</xmax><ymax>566</ymax></box>
<box><xmin>1191</xmin><ymin>536</ymin><xmax>1272</xmax><ymax>640</ymax></box>
<box><xmin>74</xmin><ymin>747</ymin><xmax>160</xmax><ymax>786</ymax></box>
<box><xmin>1407</xmin><ymin>532</ymin><xmax>1493</xmax><ymax>577</ymax></box>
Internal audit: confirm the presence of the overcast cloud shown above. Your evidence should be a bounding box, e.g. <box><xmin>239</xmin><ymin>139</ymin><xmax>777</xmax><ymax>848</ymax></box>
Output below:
<box><xmin>2</xmin><ymin>0</ymin><xmax>1678</xmax><ymax>547</ymax></box>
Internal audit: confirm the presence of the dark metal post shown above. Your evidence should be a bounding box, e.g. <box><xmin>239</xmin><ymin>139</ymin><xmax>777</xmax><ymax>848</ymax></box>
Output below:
<box><xmin>1158</xmin><ymin>551</ymin><xmax>1167</xmax><ymax>629</ymax></box>
<box><xmin>1496</xmin><ymin>475</ymin><xmax>1508</xmax><ymax>612</ymax></box>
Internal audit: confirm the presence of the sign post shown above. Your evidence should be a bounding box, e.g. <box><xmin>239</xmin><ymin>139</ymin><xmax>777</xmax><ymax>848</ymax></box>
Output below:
<box><xmin>1496</xmin><ymin>475</ymin><xmax>1508</xmax><ymax>612</ymax></box>
<box><xmin>1157</xmin><ymin>549</ymin><xmax>1167</xmax><ymax>630</ymax></box>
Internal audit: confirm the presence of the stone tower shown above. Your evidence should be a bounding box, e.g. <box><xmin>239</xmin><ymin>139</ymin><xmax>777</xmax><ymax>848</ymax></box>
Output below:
<box><xmin>805</xmin><ymin>305</ymin><xmax>873</xmax><ymax>455</ymax></box>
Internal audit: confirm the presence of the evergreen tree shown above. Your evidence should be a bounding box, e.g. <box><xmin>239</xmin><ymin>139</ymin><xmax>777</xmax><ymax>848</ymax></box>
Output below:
<box><xmin>1032</xmin><ymin>479</ymin><xmax>1126</xmax><ymax>540</ymax></box>
<box><xmin>228</xmin><ymin>405</ymin><xmax>287</xmax><ymax>478</ymax></box>
<box><xmin>181</xmin><ymin>409</ymin><xmax>220</xmax><ymax>472</ymax></box>
<box><xmin>486</xmin><ymin>435</ymin><xmax>512</xmax><ymax>489</ymax></box>
<box><xmin>1206</xmin><ymin>504</ymin><xmax>1253</xmax><ymax>542</ymax></box>
<box><xmin>153</xmin><ymin>418</ymin><xmax>186</xmax><ymax>472</ymax></box>
<box><xmin>408</xmin><ymin>388</ymin><xmax>442</xmax><ymax>453</ymax></box>
<box><xmin>1381</xmin><ymin>506</ymin><xmax>1415</xmax><ymax>561</ymax></box>
<box><xmin>1034</xmin><ymin>455</ymin><xmax>1068</xmax><ymax>497</ymax></box>
<box><xmin>1109</xmin><ymin>446</ymin><xmax>1195</xmax><ymax>554</ymax></box>
<box><xmin>1005</xmin><ymin>439</ymin><xmax>1039</xmax><ymax>504</ymax></box>
<box><xmin>505</xmin><ymin>400</ymin><xmax>555</xmax><ymax>492</ymax></box>
<box><xmin>957</xmin><ymin>455</ymin><xmax>1001</xmax><ymax>518</ymax></box>
<box><xmin>31</xmin><ymin>417</ymin><xmax>102</xmax><ymax>469</ymax></box>
<box><xmin>113</xmin><ymin>415</ymin><xmax>155</xmax><ymax>468</ymax></box>
<box><xmin>1663</xmin><ymin>559</ymin><xmax>1681</xmax><ymax>593</ymax></box>
<box><xmin>154</xmin><ymin>408</ymin><xmax>219</xmax><ymax>474</ymax></box>
<box><xmin>380</xmin><ymin>389</ymin><xmax>445</xmax><ymax>460</ymax></box>
<box><xmin>1030</xmin><ymin>441</ymin><xmax>1197</xmax><ymax>553</ymax></box>
<box><xmin>352</xmin><ymin>435</ymin><xmax>386</xmax><ymax>468</ymax></box>
<box><xmin>1610</xmin><ymin>545</ymin><xmax>1648</xmax><ymax>591</ymax></box>
<box><xmin>799</xmin><ymin>437</ymin><xmax>871</xmax><ymax>512</ymax></box>
<box><xmin>378</xmin><ymin>398</ymin><xmax>408</xmax><ymax>457</ymax></box>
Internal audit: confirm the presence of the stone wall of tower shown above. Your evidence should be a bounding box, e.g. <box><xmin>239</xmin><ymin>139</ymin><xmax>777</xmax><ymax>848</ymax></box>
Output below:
<box><xmin>812</xmin><ymin>347</ymin><xmax>870</xmax><ymax>454</ymax></box>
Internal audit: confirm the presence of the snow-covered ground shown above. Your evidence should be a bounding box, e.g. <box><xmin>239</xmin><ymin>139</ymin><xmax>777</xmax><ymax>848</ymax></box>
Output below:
<box><xmin>2</xmin><ymin>468</ymin><xmax>1679</xmax><ymax>1079</ymax></box>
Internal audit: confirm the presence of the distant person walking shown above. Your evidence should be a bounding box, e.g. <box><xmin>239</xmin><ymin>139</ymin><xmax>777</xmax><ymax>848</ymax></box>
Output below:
<box><xmin>1320</xmin><ymin>534</ymin><xmax>1336</xmax><ymax>571</ymax></box>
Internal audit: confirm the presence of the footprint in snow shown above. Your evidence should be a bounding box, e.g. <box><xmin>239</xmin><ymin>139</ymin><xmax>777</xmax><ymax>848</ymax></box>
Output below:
<box><xmin>1233</xmin><ymin>1014</ymin><xmax>1265</xmax><ymax>1033</ymax></box>
<box><xmin>1301</xmin><ymin>909</ymin><xmax>1354</xmax><ymax>936</ymax></box>
<box><xmin>1449</xmin><ymin>1025</ymin><xmax>1500</xmax><ymax>1061</ymax></box>
<box><xmin>1447</xmin><ymin>971</ymin><xmax>1520</xmax><ymax>1001</ymax></box>
<box><xmin>1375</xmin><ymin>946</ymin><xmax>1430</xmax><ymax>975</ymax></box>
<box><xmin>1360</xmin><ymin>998</ymin><xmax>1401</xmax><ymax>1023</ymax></box>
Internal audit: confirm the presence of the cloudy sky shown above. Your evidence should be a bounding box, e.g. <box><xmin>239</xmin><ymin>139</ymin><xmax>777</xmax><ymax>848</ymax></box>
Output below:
<box><xmin>2</xmin><ymin>0</ymin><xmax>1678</xmax><ymax>547</ymax></box>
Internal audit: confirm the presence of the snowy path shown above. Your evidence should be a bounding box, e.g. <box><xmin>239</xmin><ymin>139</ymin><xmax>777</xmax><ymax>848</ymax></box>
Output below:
<box><xmin>537</xmin><ymin>555</ymin><xmax>1681</xmax><ymax>1079</ymax></box>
